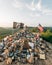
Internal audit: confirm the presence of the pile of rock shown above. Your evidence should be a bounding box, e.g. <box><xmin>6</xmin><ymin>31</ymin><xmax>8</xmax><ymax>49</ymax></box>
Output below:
<box><xmin>0</xmin><ymin>30</ymin><xmax>50</xmax><ymax>64</ymax></box>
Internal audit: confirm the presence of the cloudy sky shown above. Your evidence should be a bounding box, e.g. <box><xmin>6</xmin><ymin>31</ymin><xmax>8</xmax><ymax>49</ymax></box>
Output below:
<box><xmin>0</xmin><ymin>0</ymin><xmax>52</xmax><ymax>27</ymax></box>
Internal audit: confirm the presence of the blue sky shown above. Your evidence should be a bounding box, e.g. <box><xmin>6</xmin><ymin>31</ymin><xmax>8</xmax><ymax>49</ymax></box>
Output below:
<box><xmin>0</xmin><ymin>0</ymin><xmax>52</xmax><ymax>27</ymax></box>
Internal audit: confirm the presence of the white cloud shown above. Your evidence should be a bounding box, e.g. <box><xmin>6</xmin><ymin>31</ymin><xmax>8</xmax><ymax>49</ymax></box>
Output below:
<box><xmin>42</xmin><ymin>8</ymin><xmax>52</xmax><ymax>15</ymax></box>
<box><xmin>36</xmin><ymin>0</ymin><xmax>42</xmax><ymax>11</ymax></box>
<box><xmin>26</xmin><ymin>0</ymin><xmax>42</xmax><ymax>11</ymax></box>
<box><xmin>12</xmin><ymin>0</ymin><xmax>52</xmax><ymax>16</ymax></box>
<box><xmin>26</xmin><ymin>0</ymin><xmax>52</xmax><ymax>16</ymax></box>
<box><xmin>26</xmin><ymin>0</ymin><xmax>36</xmax><ymax>11</ymax></box>
<box><xmin>30</xmin><ymin>13</ymin><xmax>41</xmax><ymax>17</ymax></box>
<box><xmin>12</xmin><ymin>0</ymin><xmax>25</xmax><ymax>9</ymax></box>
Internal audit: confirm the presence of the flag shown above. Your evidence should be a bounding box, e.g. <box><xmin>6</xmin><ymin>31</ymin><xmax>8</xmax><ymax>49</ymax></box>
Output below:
<box><xmin>13</xmin><ymin>22</ymin><xmax>17</xmax><ymax>29</ymax></box>
<box><xmin>38</xmin><ymin>24</ymin><xmax>44</xmax><ymax>32</ymax></box>
<box><xmin>13</xmin><ymin>22</ymin><xmax>20</xmax><ymax>29</ymax></box>
<box><xmin>20</xmin><ymin>23</ymin><xmax>24</xmax><ymax>28</ymax></box>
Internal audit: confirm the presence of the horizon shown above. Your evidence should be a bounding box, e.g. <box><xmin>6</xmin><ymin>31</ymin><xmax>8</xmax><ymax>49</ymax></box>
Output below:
<box><xmin>0</xmin><ymin>26</ymin><xmax>52</xmax><ymax>28</ymax></box>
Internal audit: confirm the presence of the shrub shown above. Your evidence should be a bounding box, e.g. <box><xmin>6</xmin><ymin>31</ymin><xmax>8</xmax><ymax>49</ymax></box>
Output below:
<box><xmin>41</xmin><ymin>30</ymin><xmax>52</xmax><ymax>43</ymax></box>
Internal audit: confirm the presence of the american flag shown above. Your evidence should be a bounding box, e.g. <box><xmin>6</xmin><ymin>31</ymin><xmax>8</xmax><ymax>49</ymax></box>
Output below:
<box><xmin>38</xmin><ymin>24</ymin><xmax>44</xmax><ymax>32</ymax></box>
